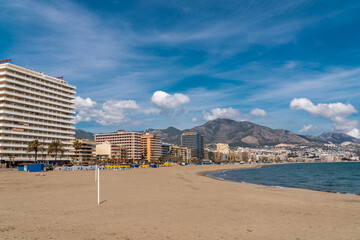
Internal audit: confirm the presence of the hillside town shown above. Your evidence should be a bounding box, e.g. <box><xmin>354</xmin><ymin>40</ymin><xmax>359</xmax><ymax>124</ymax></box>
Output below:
<box><xmin>71</xmin><ymin>132</ymin><xmax>360</xmax><ymax>166</ymax></box>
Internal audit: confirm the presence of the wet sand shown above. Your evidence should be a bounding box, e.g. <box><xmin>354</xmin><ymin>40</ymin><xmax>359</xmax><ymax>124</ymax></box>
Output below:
<box><xmin>1</xmin><ymin>164</ymin><xmax>360</xmax><ymax>239</ymax></box>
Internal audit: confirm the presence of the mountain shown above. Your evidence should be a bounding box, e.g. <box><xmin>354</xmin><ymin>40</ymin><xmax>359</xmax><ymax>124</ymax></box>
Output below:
<box><xmin>146</xmin><ymin>127</ymin><xmax>182</xmax><ymax>144</ymax></box>
<box><xmin>75</xmin><ymin>129</ymin><xmax>94</xmax><ymax>140</ymax></box>
<box><xmin>75</xmin><ymin>119</ymin><xmax>360</xmax><ymax>147</ymax></box>
<box><xmin>189</xmin><ymin>118</ymin><xmax>311</xmax><ymax>147</ymax></box>
<box><xmin>149</xmin><ymin>118</ymin><xmax>312</xmax><ymax>147</ymax></box>
<box><xmin>317</xmin><ymin>132</ymin><xmax>360</xmax><ymax>145</ymax></box>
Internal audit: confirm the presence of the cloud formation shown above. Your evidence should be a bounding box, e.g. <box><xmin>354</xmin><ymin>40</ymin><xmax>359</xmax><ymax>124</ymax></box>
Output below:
<box><xmin>250</xmin><ymin>108</ymin><xmax>267</xmax><ymax>117</ymax></box>
<box><xmin>299</xmin><ymin>124</ymin><xmax>319</xmax><ymax>133</ymax></box>
<box><xmin>290</xmin><ymin>98</ymin><xmax>359</xmax><ymax>138</ymax></box>
<box><xmin>290</xmin><ymin>98</ymin><xmax>357</xmax><ymax>118</ymax></box>
<box><xmin>151</xmin><ymin>91</ymin><xmax>190</xmax><ymax>109</ymax></box>
<box><xmin>203</xmin><ymin>107</ymin><xmax>242</xmax><ymax>121</ymax></box>
<box><xmin>75</xmin><ymin>96</ymin><xmax>159</xmax><ymax>125</ymax></box>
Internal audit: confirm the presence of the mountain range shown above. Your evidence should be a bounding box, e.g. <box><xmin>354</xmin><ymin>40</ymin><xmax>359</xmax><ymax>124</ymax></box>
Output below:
<box><xmin>76</xmin><ymin>118</ymin><xmax>360</xmax><ymax>147</ymax></box>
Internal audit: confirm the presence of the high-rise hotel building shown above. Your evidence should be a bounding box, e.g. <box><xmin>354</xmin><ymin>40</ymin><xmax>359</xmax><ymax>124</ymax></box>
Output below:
<box><xmin>0</xmin><ymin>63</ymin><xmax>76</xmax><ymax>162</ymax></box>
<box><xmin>181</xmin><ymin>132</ymin><xmax>204</xmax><ymax>159</ymax></box>
<box><xmin>95</xmin><ymin>130</ymin><xmax>142</xmax><ymax>161</ymax></box>
<box><xmin>141</xmin><ymin>133</ymin><xmax>161</xmax><ymax>162</ymax></box>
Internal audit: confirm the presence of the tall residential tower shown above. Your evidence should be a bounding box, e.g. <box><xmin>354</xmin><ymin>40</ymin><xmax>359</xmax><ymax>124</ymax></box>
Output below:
<box><xmin>181</xmin><ymin>132</ymin><xmax>204</xmax><ymax>159</ymax></box>
<box><xmin>141</xmin><ymin>133</ymin><xmax>161</xmax><ymax>162</ymax></box>
<box><xmin>0</xmin><ymin>63</ymin><xmax>76</xmax><ymax>162</ymax></box>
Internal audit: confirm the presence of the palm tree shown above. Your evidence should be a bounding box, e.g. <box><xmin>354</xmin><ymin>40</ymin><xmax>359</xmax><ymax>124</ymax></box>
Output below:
<box><xmin>142</xmin><ymin>148</ymin><xmax>147</xmax><ymax>163</ymax></box>
<box><xmin>73</xmin><ymin>140</ymin><xmax>82</xmax><ymax>162</ymax></box>
<box><xmin>110</xmin><ymin>155</ymin><xmax>115</xmax><ymax>165</ymax></box>
<box><xmin>26</xmin><ymin>139</ymin><xmax>43</xmax><ymax>163</ymax></box>
<box><xmin>47</xmin><ymin>140</ymin><xmax>65</xmax><ymax>162</ymax></box>
<box><xmin>41</xmin><ymin>140</ymin><xmax>46</xmax><ymax>161</ymax></box>
<box><xmin>8</xmin><ymin>154</ymin><xmax>14</xmax><ymax>168</ymax></box>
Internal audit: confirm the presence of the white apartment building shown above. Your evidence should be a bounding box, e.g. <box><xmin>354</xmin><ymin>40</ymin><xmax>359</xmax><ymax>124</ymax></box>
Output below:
<box><xmin>0</xmin><ymin>63</ymin><xmax>76</xmax><ymax>162</ymax></box>
<box><xmin>170</xmin><ymin>145</ymin><xmax>191</xmax><ymax>162</ymax></box>
<box><xmin>95</xmin><ymin>130</ymin><xmax>142</xmax><ymax>161</ymax></box>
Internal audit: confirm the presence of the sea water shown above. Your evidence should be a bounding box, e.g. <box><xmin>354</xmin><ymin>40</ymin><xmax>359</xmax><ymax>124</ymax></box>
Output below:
<box><xmin>207</xmin><ymin>162</ymin><xmax>360</xmax><ymax>195</ymax></box>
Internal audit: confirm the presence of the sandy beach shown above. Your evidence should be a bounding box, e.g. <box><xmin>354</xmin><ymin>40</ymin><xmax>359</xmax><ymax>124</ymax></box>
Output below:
<box><xmin>1</xmin><ymin>164</ymin><xmax>360</xmax><ymax>240</ymax></box>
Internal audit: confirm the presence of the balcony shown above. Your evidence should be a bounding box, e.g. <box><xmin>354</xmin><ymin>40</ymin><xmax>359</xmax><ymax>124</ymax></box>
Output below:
<box><xmin>0</xmin><ymin>87</ymin><xmax>75</xmax><ymax>109</ymax></box>
<box><xmin>0</xmin><ymin>123</ymin><xmax>75</xmax><ymax>135</ymax></box>
<box><xmin>0</xmin><ymin>95</ymin><xmax>75</xmax><ymax>114</ymax></box>
<box><xmin>0</xmin><ymin>76</ymin><xmax>76</xmax><ymax>101</ymax></box>
<box><xmin>0</xmin><ymin>130</ymin><xmax>74</xmax><ymax>139</ymax></box>
<box><xmin>0</xmin><ymin>103</ymin><xmax>75</xmax><ymax>120</ymax></box>
<box><xmin>0</xmin><ymin>109</ymin><xmax>75</xmax><ymax>124</ymax></box>
<box><xmin>1</xmin><ymin>70</ymin><xmax>76</xmax><ymax>94</ymax></box>
<box><xmin>0</xmin><ymin>116</ymin><xmax>75</xmax><ymax>129</ymax></box>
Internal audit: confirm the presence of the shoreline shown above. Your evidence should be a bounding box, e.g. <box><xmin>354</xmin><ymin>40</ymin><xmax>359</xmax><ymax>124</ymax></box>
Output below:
<box><xmin>196</xmin><ymin>163</ymin><xmax>260</xmax><ymax>177</ymax></box>
<box><xmin>202</xmin><ymin>162</ymin><xmax>360</xmax><ymax>196</ymax></box>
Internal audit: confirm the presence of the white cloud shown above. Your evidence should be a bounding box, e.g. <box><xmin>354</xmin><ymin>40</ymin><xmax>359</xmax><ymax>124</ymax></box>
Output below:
<box><xmin>250</xmin><ymin>108</ymin><xmax>267</xmax><ymax>117</ymax></box>
<box><xmin>192</xmin><ymin>117</ymin><xmax>198</xmax><ymax>124</ymax></box>
<box><xmin>290</xmin><ymin>98</ymin><xmax>359</xmax><ymax>138</ymax></box>
<box><xmin>75</xmin><ymin>96</ymin><xmax>97</xmax><ymax>110</ymax></box>
<box><xmin>102</xmin><ymin>99</ymin><xmax>139</xmax><ymax>111</ymax></box>
<box><xmin>75</xmin><ymin>96</ymin><xmax>99</xmax><ymax>123</ymax></box>
<box><xmin>75</xmin><ymin>96</ymin><xmax>159</xmax><ymax>125</ymax></box>
<box><xmin>290</xmin><ymin>98</ymin><xmax>357</xmax><ymax>118</ymax></box>
<box><xmin>299</xmin><ymin>124</ymin><xmax>319</xmax><ymax>133</ymax></box>
<box><xmin>347</xmin><ymin>128</ymin><xmax>360</xmax><ymax>138</ymax></box>
<box><xmin>141</xmin><ymin>107</ymin><xmax>162</xmax><ymax>115</ymax></box>
<box><xmin>203</xmin><ymin>107</ymin><xmax>242</xmax><ymax>121</ymax></box>
<box><xmin>151</xmin><ymin>91</ymin><xmax>190</xmax><ymax>109</ymax></box>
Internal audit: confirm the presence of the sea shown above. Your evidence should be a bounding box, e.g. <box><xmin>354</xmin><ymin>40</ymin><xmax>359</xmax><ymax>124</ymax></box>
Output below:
<box><xmin>207</xmin><ymin>162</ymin><xmax>360</xmax><ymax>195</ymax></box>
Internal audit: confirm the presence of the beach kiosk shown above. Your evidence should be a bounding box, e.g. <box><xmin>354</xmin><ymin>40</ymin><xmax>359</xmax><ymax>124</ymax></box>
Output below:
<box><xmin>18</xmin><ymin>163</ymin><xmax>44</xmax><ymax>172</ymax></box>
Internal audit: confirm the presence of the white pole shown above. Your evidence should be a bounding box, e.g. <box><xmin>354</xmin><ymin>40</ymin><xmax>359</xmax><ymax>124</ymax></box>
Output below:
<box><xmin>95</xmin><ymin>165</ymin><xmax>97</xmax><ymax>182</ymax></box>
<box><xmin>97</xmin><ymin>168</ymin><xmax>100</xmax><ymax>205</ymax></box>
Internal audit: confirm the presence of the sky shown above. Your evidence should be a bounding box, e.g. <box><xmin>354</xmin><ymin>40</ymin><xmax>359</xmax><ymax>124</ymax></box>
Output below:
<box><xmin>1</xmin><ymin>0</ymin><xmax>360</xmax><ymax>137</ymax></box>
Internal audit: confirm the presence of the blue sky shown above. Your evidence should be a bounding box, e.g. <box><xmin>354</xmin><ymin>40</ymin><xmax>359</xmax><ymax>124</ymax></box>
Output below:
<box><xmin>1</xmin><ymin>0</ymin><xmax>360</xmax><ymax>137</ymax></box>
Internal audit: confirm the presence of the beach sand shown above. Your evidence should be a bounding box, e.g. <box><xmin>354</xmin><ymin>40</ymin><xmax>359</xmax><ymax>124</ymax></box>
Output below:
<box><xmin>1</xmin><ymin>164</ymin><xmax>360</xmax><ymax>240</ymax></box>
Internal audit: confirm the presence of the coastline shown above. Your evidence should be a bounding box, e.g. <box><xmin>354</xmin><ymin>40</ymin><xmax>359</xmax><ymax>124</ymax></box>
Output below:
<box><xmin>203</xmin><ymin>162</ymin><xmax>360</xmax><ymax>196</ymax></box>
<box><xmin>196</xmin><ymin>162</ymin><xmax>260</xmax><ymax>177</ymax></box>
<box><xmin>1</xmin><ymin>165</ymin><xmax>360</xmax><ymax>239</ymax></box>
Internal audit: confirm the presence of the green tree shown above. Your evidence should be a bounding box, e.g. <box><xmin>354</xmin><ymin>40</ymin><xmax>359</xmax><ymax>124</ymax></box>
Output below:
<box><xmin>150</xmin><ymin>150</ymin><xmax>155</xmax><ymax>163</ymax></box>
<box><xmin>47</xmin><ymin>140</ymin><xmax>65</xmax><ymax>161</ymax></box>
<box><xmin>142</xmin><ymin>148</ymin><xmax>148</xmax><ymax>163</ymax></box>
<box><xmin>26</xmin><ymin>139</ymin><xmax>43</xmax><ymax>163</ymax></box>
<box><xmin>73</xmin><ymin>140</ymin><xmax>82</xmax><ymax>162</ymax></box>
<box><xmin>8</xmin><ymin>154</ymin><xmax>14</xmax><ymax>168</ymax></box>
<box><xmin>110</xmin><ymin>155</ymin><xmax>115</xmax><ymax>165</ymax></box>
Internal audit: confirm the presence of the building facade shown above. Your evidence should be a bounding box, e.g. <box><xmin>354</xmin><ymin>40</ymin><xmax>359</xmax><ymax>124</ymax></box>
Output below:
<box><xmin>161</xmin><ymin>142</ymin><xmax>171</xmax><ymax>156</ymax></box>
<box><xmin>71</xmin><ymin>139</ymin><xmax>95</xmax><ymax>162</ymax></box>
<box><xmin>95</xmin><ymin>130</ymin><xmax>142</xmax><ymax>161</ymax></box>
<box><xmin>141</xmin><ymin>133</ymin><xmax>161</xmax><ymax>162</ymax></box>
<box><xmin>169</xmin><ymin>145</ymin><xmax>191</xmax><ymax>162</ymax></box>
<box><xmin>0</xmin><ymin>63</ymin><xmax>76</xmax><ymax>162</ymax></box>
<box><xmin>181</xmin><ymin>132</ymin><xmax>204</xmax><ymax>159</ymax></box>
<box><xmin>95</xmin><ymin>141</ymin><xmax>126</xmax><ymax>162</ymax></box>
<box><xmin>216</xmin><ymin>143</ymin><xmax>230</xmax><ymax>154</ymax></box>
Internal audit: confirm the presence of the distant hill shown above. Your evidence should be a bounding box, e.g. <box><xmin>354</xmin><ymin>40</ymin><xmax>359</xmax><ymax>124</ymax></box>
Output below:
<box><xmin>75</xmin><ymin>119</ymin><xmax>360</xmax><ymax>147</ymax></box>
<box><xmin>189</xmin><ymin>118</ymin><xmax>311</xmax><ymax>147</ymax></box>
<box><xmin>317</xmin><ymin>132</ymin><xmax>360</xmax><ymax>145</ymax></box>
<box><xmin>149</xmin><ymin>118</ymin><xmax>312</xmax><ymax>147</ymax></box>
<box><xmin>147</xmin><ymin>127</ymin><xmax>182</xmax><ymax>144</ymax></box>
<box><xmin>75</xmin><ymin>129</ymin><xmax>94</xmax><ymax>140</ymax></box>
